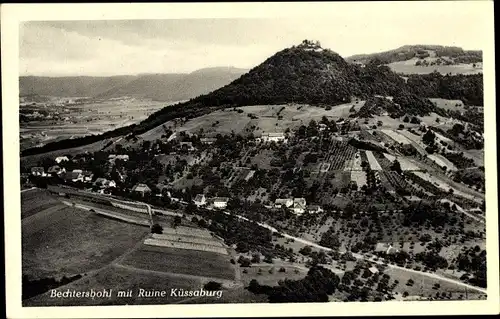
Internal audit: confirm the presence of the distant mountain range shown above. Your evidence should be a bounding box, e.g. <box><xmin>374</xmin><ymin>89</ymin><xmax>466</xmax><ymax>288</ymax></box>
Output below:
<box><xmin>19</xmin><ymin>67</ymin><xmax>248</xmax><ymax>102</ymax></box>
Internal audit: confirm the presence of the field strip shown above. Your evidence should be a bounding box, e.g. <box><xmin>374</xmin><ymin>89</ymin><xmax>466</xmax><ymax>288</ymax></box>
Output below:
<box><xmin>112</xmin><ymin>263</ymin><xmax>240</xmax><ymax>288</ymax></box>
<box><xmin>151</xmin><ymin>233</ymin><xmax>225</xmax><ymax>247</ymax></box>
<box><xmin>381</xmin><ymin>129</ymin><xmax>411</xmax><ymax>144</ymax></box>
<box><xmin>427</xmin><ymin>154</ymin><xmax>457</xmax><ymax>171</ymax></box>
<box><xmin>221</xmin><ymin>211</ymin><xmax>487</xmax><ymax>294</ymax></box>
<box><xmin>61</xmin><ymin>201</ymin><xmax>151</xmax><ymax>226</ymax></box>
<box><xmin>365</xmin><ymin>151</ymin><xmax>382</xmax><ymax>170</ymax></box>
<box><xmin>144</xmin><ymin>238</ymin><xmax>229</xmax><ymax>255</ymax></box>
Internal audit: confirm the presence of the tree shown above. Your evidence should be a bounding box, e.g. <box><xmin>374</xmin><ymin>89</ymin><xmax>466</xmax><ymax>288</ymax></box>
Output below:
<box><xmin>151</xmin><ymin>223</ymin><xmax>163</xmax><ymax>234</ymax></box>
<box><xmin>403</xmin><ymin>116</ymin><xmax>410</xmax><ymax>123</ymax></box>
<box><xmin>204</xmin><ymin>281</ymin><xmax>222</xmax><ymax>291</ymax></box>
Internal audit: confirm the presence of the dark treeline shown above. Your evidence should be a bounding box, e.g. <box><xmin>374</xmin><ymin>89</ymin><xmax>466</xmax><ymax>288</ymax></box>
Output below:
<box><xmin>247</xmin><ymin>265</ymin><xmax>341</xmax><ymax>302</ymax></box>
<box><xmin>22</xmin><ymin>274</ymin><xmax>82</xmax><ymax>300</ymax></box>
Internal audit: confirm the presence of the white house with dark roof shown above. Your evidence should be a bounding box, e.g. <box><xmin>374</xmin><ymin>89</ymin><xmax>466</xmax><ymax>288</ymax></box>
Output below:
<box><xmin>55</xmin><ymin>156</ymin><xmax>69</xmax><ymax>164</ymax></box>
<box><xmin>212</xmin><ymin>197</ymin><xmax>229</xmax><ymax>209</ymax></box>
<box><xmin>132</xmin><ymin>183</ymin><xmax>152</xmax><ymax>196</ymax></box>
<box><xmin>292</xmin><ymin>198</ymin><xmax>307</xmax><ymax>215</ymax></box>
<box><xmin>260</xmin><ymin>132</ymin><xmax>286</xmax><ymax>143</ymax></box>
<box><xmin>194</xmin><ymin>194</ymin><xmax>207</xmax><ymax>207</ymax></box>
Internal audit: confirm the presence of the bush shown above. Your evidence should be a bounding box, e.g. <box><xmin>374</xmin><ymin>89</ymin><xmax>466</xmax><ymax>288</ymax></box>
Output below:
<box><xmin>203</xmin><ymin>281</ymin><xmax>222</xmax><ymax>291</ymax></box>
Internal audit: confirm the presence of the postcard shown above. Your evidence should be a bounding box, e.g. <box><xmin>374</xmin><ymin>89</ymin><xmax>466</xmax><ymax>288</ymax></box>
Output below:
<box><xmin>2</xmin><ymin>2</ymin><xmax>499</xmax><ymax>318</ymax></box>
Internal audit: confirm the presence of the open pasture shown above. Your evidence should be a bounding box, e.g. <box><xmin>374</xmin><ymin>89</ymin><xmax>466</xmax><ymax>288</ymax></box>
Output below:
<box><xmin>21</xmin><ymin>189</ymin><xmax>62</xmax><ymax>219</ymax></box>
<box><xmin>24</xmin><ymin>265</ymin><xmax>202</xmax><ymax>306</ymax></box>
<box><xmin>23</xmin><ymin>206</ymin><xmax>149</xmax><ymax>280</ymax></box>
<box><xmin>388</xmin><ymin>59</ymin><xmax>482</xmax><ymax>75</ymax></box>
<box><xmin>120</xmin><ymin>244</ymin><xmax>235</xmax><ymax>280</ymax></box>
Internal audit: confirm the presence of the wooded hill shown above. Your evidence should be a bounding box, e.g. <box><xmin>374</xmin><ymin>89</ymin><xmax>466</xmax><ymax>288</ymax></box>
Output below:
<box><xmin>21</xmin><ymin>40</ymin><xmax>484</xmax><ymax>157</ymax></box>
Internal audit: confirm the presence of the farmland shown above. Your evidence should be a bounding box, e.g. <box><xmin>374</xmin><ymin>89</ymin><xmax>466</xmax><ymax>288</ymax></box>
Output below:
<box><xmin>24</xmin><ymin>265</ymin><xmax>203</xmax><ymax>306</ymax></box>
<box><xmin>22</xmin><ymin>205</ymin><xmax>149</xmax><ymax>280</ymax></box>
<box><xmin>119</xmin><ymin>244</ymin><xmax>235</xmax><ymax>281</ymax></box>
<box><xmin>20</xmin><ymin>98</ymin><xmax>175</xmax><ymax>151</ymax></box>
<box><xmin>21</xmin><ymin>189</ymin><xmax>62</xmax><ymax>219</ymax></box>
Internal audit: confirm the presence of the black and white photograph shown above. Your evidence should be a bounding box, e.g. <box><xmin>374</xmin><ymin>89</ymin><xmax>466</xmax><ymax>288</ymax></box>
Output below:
<box><xmin>3</xmin><ymin>2</ymin><xmax>499</xmax><ymax>318</ymax></box>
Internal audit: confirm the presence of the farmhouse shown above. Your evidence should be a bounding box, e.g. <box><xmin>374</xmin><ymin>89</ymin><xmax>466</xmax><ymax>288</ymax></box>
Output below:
<box><xmin>194</xmin><ymin>194</ymin><xmax>207</xmax><ymax>206</ymax></box>
<box><xmin>179</xmin><ymin>142</ymin><xmax>195</xmax><ymax>152</ymax></box>
<box><xmin>212</xmin><ymin>197</ymin><xmax>229</xmax><ymax>209</ymax></box>
<box><xmin>47</xmin><ymin>165</ymin><xmax>65</xmax><ymax>176</ymax></box>
<box><xmin>369</xmin><ymin>266</ymin><xmax>379</xmax><ymax>274</ymax></box>
<box><xmin>200</xmin><ymin>137</ymin><xmax>217</xmax><ymax>145</ymax></box>
<box><xmin>94</xmin><ymin>177</ymin><xmax>116</xmax><ymax>188</ymax></box>
<box><xmin>260</xmin><ymin>132</ymin><xmax>286</xmax><ymax>143</ymax></box>
<box><xmin>292</xmin><ymin>198</ymin><xmax>307</xmax><ymax>215</ymax></box>
<box><xmin>274</xmin><ymin>198</ymin><xmax>294</xmax><ymax>208</ymax></box>
<box><xmin>132</xmin><ymin>183</ymin><xmax>152</xmax><ymax>196</ymax></box>
<box><xmin>55</xmin><ymin>156</ymin><xmax>69</xmax><ymax>164</ymax></box>
<box><xmin>31</xmin><ymin>167</ymin><xmax>46</xmax><ymax>177</ymax></box>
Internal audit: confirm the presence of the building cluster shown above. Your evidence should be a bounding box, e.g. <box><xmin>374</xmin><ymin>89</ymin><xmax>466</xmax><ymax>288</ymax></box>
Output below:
<box><xmin>274</xmin><ymin>197</ymin><xmax>323</xmax><ymax>215</ymax></box>
<box><xmin>193</xmin><ymin>194</ymin><xmax>229</xmax><ymax>209</ymax></box>
<box><xmin>256</xmin><ymin>132</ymin><xmax>287</xmax><ymax>144</ymax></box>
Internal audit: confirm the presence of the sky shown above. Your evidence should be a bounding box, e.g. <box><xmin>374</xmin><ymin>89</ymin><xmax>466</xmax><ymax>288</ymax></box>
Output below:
<box><xmin>19</xmin><ymin>4</ymin><xmax>490</xmax><ymax>76</ymax></box>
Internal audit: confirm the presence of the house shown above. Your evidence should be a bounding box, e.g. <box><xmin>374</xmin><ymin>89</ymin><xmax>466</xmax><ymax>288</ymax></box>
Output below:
<box><xmin>179</xmin><ymin>142</ymin><xmax>195</xmax><ymax>151</ymax></box>
<box><xmin>115</xmin><ymin>154</ymin><xmax>129</xmax><ymax>161</ymax></box>
<box><xmin>94</xmin><ymin>177</ymin><xmax>108</xmax><ymax>187</ymax></box>
<box><xmin>31</xmin><ymin>167</ymin><xmax>46</xmax><ymax>177</ymax></box>
<box><xmin>55</xmin><ymin>156</ymin><xmax>69</xmax><ymax>164</ymax></box>
<box><xmin>374</xmin><ymin>243</ymin><xmax>399</xmax><ymax>255</ymax></box>
<box><xmin>368</xmin><ymin>266</ymin><xmax>379</xmax><ymax>274</ymax></box>
<box><xmin>194</xmin><ymin>194</ymin><xmax>207</xmax><ymax>207</ymax></box>
<box><xmin>103</xmin><ymin>180</ymin><xmax>116</xmax><ymax>188</ymax></box>
<box><xmin>260</xmin><ymin>132</ymin><xmax>286</xmax><ymax>143</ymax></box>
<box><xmin>200</xmin><ymin>137</ymin><xmax>217</xmax><ymax>145</ymax></box>
<box><xmin>132</xmin><ymin>183</ymin><xmax>152</xmax><ymax>196</ymax></box>
<box><xmin>82</xmin><ymin>171</ymin><xmax>94</xmax><ymax>183</ymax></box>
<box><xmin>292</xmin><ymin>198</ymin><xmax>307</xmax><ymax>215</ymax></box>
<box><xmin>93</xmin><ymin>177</ymin><xmax>115</xmax><ymax>188</ymax></box>
<box><xmin>63</xmin><ymin>171</ymin><xmax>83</xmax><ymax>182</ymax></box>
<box><xmin>307</xmin><ymin>205</ymin><xmax>323</xmax><ymax>214</ymax></box>
<box><xmin>319</xmin><ymin>123</ymin><xmax>327</xmax><ymax>131</ymax></box>
<box><xmin>274</xmin><ymin>198</ymin><xmax>293</xmax><ymax>208</ymax></box>
<box><xmin>47</xmin><ymin>165</ymin><xmax>65</xmax><ymax>176</ymax></box>
<box><xmin>243</xmin><ymin>170</ymin><xmax>255</xmax><ymax>181</ymax></box>
<box><xmin>213</xmin><ymin>197</ymin><xmax>229</xmax><ymax>209</ymax></box>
